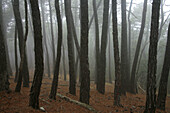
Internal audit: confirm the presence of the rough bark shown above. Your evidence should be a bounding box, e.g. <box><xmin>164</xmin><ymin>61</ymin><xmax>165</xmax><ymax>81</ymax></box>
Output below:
<box><xmin>97</xmin><ymin>0</ymin><xmax>109</xmax><ymax>94</ymax></box>
<box><xmin>130</xmin><ymin>0</ymin><xmax>148</xmax><ymax>94</ymax></box>
<box><xmin>120</xmin><ymin>0</ymin><xmax>128</xmax><ymax>95</ymax></box>
<box><xmin>13</xmin><ymin>0</ymin><xmax>29</xmax><ymax>91</ymax></box>
<box><xmin>0</xmin><ymin>1</ymin><xmax>9</xmax><ymax>91</ymax></box>
<box><xmin>157</xmin><ymin>23</ymin><xmax>170</xmax><ymax>110</ymax></box>
<box><xmin>144</xmin><ymin>0</ymin><xmax>161</xmax><ymax>112</ymax></box>
<box><xmin>64</xmin><ymin>0</ymin><xmax>76</xmax><ymax>95</ymax></box>
<box><xmin>29</xmin><ymin>0</ymin><xmax>44</xmax><ymax>109</ymax></box>
<box><xmin>49</xmin><ymin>0</ymin><xmax>63</xmax><ymax>100</ymax></box>
<box><xmin>112</xmin><ymin>0</ymin><xmax>121</xmax><ymax>106</ymax></box>
<box><xmin>16</xmin><ymin>0</ymin><xmax>29</xmax><ymax>91</ymax></box>
<box><xmin>80</xmin><ymin>0</ymin><xmax>90</xmax><ymax>104</ymax></box>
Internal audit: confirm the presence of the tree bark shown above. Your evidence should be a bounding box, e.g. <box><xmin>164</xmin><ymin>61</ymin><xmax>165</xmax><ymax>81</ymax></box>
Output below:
<box><xmin>62</xmin><ymin>45</ymin><xmax>66</xmax><ymax>81</ymax></box>
<box><xmin>130</xmin><ymin>0</ymin><xmax>148</xmax><ymax>94</ymax></box>
<box><xmin>13</xmin><ymin>0</ymin><xmax>29</xmax><ymax>91</ymax></box>
<box><xmin>49</xmin><ymin>0</ymin><xmax>63</xmax><ymax>100</ymax></box>
<box><xmin>157</xmin><ymin>23</ymin><xmax>170</xmax><ymax>110</ymax></box>
<box><xmin>112</xmin><ymin>0</ymin><xmax>121</xmax><ymax>106</ymax></box>
<box><xmin>48</xmin><ymin>0</ymin><xmax>56</xmax><ymax>73</ymax></box>
<box><xmin>14</xmin><ymin>25</ymin><xmax>19</xmax><ymax>83</ymax></box>
<box><xmin>40</xmin><ymin>0</ymin><xmax>51</xmax><ymax>78</ymax></box>
<box><xmin>29</xmin><ymin>0</ymin><xmax>44</xmax><ymax>109</ymax></box>
<box><xmin>144</xmin><ymin>0</ymin><xmax>161</xmax><ymax>112</ymax></box>
<box><xmin>0</xmin><ymin>1</ymin><xmax>9</xmax><ymax>91</ymax></box>
<box><xmin>93</xmin><ymin>0</ymin><xmax>100</xmax><ymax>84</ymax></box>
<box><xmin>97</xmin><ymin>0</ymin><xmax>109</xmax><ymax>94</ymax></box>
<box><xmin>120</xmin><ymin>0</ymin><xmax>129</xmax><ymax>95</ymax></box>
<box><xmin>64</xmin><ymin>0</ymin><xmax>76</xmax><ymax>95</ymax></box>
<box><xmin>80</xmin><ymin>0</ymin><xmax>90</xmax><ymax>104</ymax></box>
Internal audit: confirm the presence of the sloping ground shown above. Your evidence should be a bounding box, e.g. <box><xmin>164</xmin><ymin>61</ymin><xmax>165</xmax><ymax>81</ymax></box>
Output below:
<box><xmin>0</xmin><ymin>77</ymin><xmax>169</xmax><ymax>113</ymax></box>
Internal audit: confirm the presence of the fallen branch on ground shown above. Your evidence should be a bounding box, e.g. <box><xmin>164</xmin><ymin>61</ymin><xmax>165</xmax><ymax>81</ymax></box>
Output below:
<box><xmin>56</xmin><ymin>93</ymin><xmax>97</xmax><ymax>113</ymax></box>
<box><xmin>40</xmin><ymin>98</ymin><xmax>50</xmax><ymax>105</ymax></box>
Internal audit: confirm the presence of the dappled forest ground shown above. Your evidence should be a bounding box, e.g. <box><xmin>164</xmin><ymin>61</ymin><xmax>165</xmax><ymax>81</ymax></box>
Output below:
<box><xmin>0</xmin><ymin>76</ymin><xmax>170</xmax><ymax>113</ymax></box>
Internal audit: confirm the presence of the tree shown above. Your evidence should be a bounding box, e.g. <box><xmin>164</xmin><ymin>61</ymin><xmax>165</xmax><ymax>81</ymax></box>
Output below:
<box><xmin>130</xmin><ymin>0</ymin><xmax>148</xmax><ymax>94</ymax></box>
<box><xmin>79</xmin><ymin>0</ymin><xmax>90</xmax><ymax>104</ymax></box>
<box><xmin>97</xmin><ymin>0</ymin><xmax>110</xmax><ymax>94</ymax></box>
<box><xmin>29</xmin><ymin>0</ymin><xmax>44</xmax><ymax>109</ymax></box>
<box><xmin>112</xmin><ymin>0</ymin><xmax>121</xmax><ymax>106</ymax></box>
<box><xmin>157</xmin><ymin>23</ymin><xmax>170</xmax><ymax>110</ymax></box>
<box><xmin>120</xmin><ymin>0</ymin><xmax>129</xmax><ymax>95</ymax></box>
<box><xmin>12</xmin><ymin>0</ymin><xmax>29</xmax><ymax>91</ymax></box>
<box><xmin>49</xmin><ymin>0</ymin><xmax>63</xmax><ymax>100</ymax></box>
<box><xmin>48</xmin><ymin>0</ymin><xmax>56</xmax><ymax>73</ymax></box>
<box><xmin>144</xmin><ymin>0</ymin><xmax>161</xmax><ymax>112</ymax></box>
<box><xmin>93</xmin><ymin>0</ymin><xmax>100</xmax><ymax>84</ymax></box>
<box><xmin>14</xmin><ymin>25</ymin><xmax>19</xmax><ymax>82</ymax></box>
<box><xmin>39</xmin><ymin>0</ymin><xmax>51</xmax><ymax>78</ymax></box>
<box><xmin>0</xmin><ymin>0</ymin><xmax>9</xmax><ymax>91</ymax></box>
<box><xmin>64</xmin><ymin>0</ymin><xmax>76</xmax><ymax>95</ymax></box>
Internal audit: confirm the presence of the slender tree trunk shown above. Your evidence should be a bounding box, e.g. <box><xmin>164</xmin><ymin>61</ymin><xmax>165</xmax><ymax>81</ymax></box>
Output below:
<box><xmin>93</xmin><ymin>0</ymin><xmax>100</xmax><ymax>84</ymax></box>
<box><xmin>157</xmin><ymin>23</ymin><xmax>170</xmax><ymax>110</ymax></box>
<box><xmin>13</xmin><ymin>0</ymin><xmax>29</xmax><ymax>92</ymax></box>
<box><xmin>14</xmin><ymin>25</ymin><xmax>19</xmax><ymax>82</ymax></box>
<box><xmin>97</xmin><ymin>0</ymin><xmax>109</xmax><ymax>94</ymax></box>
<box><xmin>80</xmin><ymin>0</ymin><xmax>90</xmax><ymax>104</ymax></box>
<box><xmin>88</xmin><ymin>0</ymin><xmax>102</xmax><ymax>30</ymax></box>
<box><xmin>158</xmin><ymin>0</ymin><xmax>164</xmax><ymax>40</ymax></box>
<box><xmin>4</xmin><ymin>33</ymin><xmax>13</xmax><ymax>76</ymax></box>
<box><xmin>127</xmin><ymin>0</ymin><xmax>133</xmax><ymax>92</ymax></box>
<box><xmin>112</xmin><ymin>0</ymin><xmax>121</xmax><ymax>106</ymax></box>
<box><xmin>48</xmin><ymin>0</ymin><xmax>56</xmax><ymax>73</ymax></box>
<box><xmin>49</xmin><ymin>0</ymin><xmax>63</xmax><ymax>100</ymax></box>
<box><xmin>108</xmin><ymin>32</ymin><xmax>112</xmax><ymax>84</ymax></box>
<box><xmin>64</xmin><ymin>0</ymin><xmax>76</xmax><ymax>95</ymax></box>
<box><xmin>144</xmin><ymin>0</ymin><xmax>161</xmax><ymax>112</ymax></box>
<box><xmin>62</xmin><ymin>45</ymin><xmax>66</xmax><ymax>81</ymax></box>
<box><xmin>40</xmin><ymin>0</ymin><xmax>51</xmax><ymax>78</ymax></box>
<box><xmin>130</xmin><ymin>0</ymin><xmax>148</xmax><ymax>94</ymax></box>
<box><xmin>29</xmin><ymin>0</ymin><xmax>44</xmax><ymax>109</ymax></box>
<box><xmin>120</xmin><ymin>0</ymin><xmax>129</xmax><ymax>95</ymax></box>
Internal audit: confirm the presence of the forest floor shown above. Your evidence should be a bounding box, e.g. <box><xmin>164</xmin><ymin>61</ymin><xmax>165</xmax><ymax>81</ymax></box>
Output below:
<box><xmin>0</xmin><ymin>76</ymin><xmax>170</xmax><ymax>113</ymax></box>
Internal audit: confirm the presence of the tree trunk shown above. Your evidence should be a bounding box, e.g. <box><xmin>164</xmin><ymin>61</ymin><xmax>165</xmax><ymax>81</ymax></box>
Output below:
<box><xmin>64</xmin><ymin>0</ymin><xmax>76</xmax><ymax>95</ymax></box>
<box><xmin>14</xmin><ymin>25</ymin><xmax>19</xmax><ymax>83</ymax></box>
<box><xmin>93</xmin><ymin>0</ymin><xmax>100</xmax><ymax>84</ymax></box>
<box><xmin>29</xmin><ymin>0</ymin><xmax>44</xmax><ymax>109</ymax></box>
<box><xmin>49</xmin><ymin>0</ymin><xmax>63</xmax><ymax>100</ymax></box>
<box><xmin>0</xmin><ymin>1</ymin><xmax>9</xmax><ymax>91</ymax></box>
<box><xmin>112</xmin><ymin>0</ymin><xmax>121</xmax><ymax>106</ymax></box>
<box><xmin>157</xmin><ymin>23</ymin><xmax>170</xmax><ymax>110</ymax></box>
<box><xmin>80</xmin><ymin>0</ymin><xmax>90</xmax><ymax>104</ymax></box>
<box><xmin>40</xmin><ymin>0</ymin><xmax>51</xmax><ymax>78</ymax></box>
<box><xmin>48</xmin><ymin>0</ymin><xmax>56</xmax><ymax>73</ymax></box>
<box><xmin>97</xmin><ymin>0</ymin><xmax>109</xmax><ymax>94</ymax></box>
<box><xmin>62</xmin><ymin>45</ymin><xmax>66</xmax><ymax>81</ymax></box>
<box><xmin>120</xmin><ymin>0</ymin><xmax>129</xmax><ymax>95</ymax></box>
<box><xmin>130</xmin><ymin>0</ymin><xmax>148</xmax><ymax>94</ymax></box>
<box><xmin>144</xmin><ymin>0</ymin><xmax>161</xmax><ymax>112</ymax></box>
<box><xmin>88</xmin><ymin>0</ymin><xmax>102</xmax><ymax>30</ymax></box>
<box><xmin>13</xmin><ymin>0</ymin><xmax>29</xmax><ymax>91</ymax></box>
